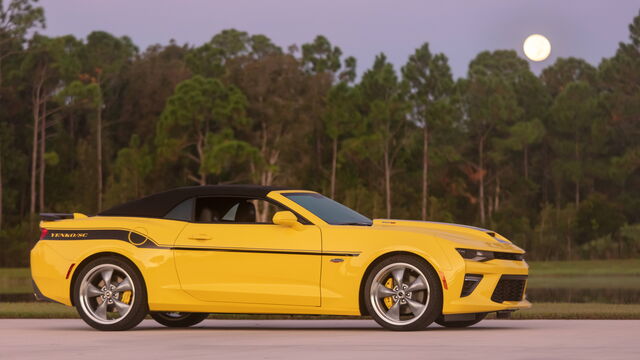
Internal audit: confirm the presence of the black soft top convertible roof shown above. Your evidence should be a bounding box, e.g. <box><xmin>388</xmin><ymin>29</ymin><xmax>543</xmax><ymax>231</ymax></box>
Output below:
<box><xmin>99</xmin><ymin>185</ymin><xmax>293</xmax><ymax>218</ymax></box>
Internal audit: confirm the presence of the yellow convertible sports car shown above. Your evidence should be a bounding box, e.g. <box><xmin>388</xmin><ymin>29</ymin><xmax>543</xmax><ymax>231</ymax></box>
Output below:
<box><xmin>31</xmin><ymin>185</ymin><xmax>530</xmax><ymax>331</ymax></box>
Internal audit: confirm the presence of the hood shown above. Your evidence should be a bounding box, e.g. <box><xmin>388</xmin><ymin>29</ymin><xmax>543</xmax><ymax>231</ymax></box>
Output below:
<box><xmin>372</xmin><ymin>219</ymin><xmax>525</xmax><ymax>253</ymax></box>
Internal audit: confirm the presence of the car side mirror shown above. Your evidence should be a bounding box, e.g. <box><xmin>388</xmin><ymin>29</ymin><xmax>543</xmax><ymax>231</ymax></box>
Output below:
<box><xmin>272</xmin><ymin>211</ymin><xmax>300</xmax><ymax>228</ymax></box>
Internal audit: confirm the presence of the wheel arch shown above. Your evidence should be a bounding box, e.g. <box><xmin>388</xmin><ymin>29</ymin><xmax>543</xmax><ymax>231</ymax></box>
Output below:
<box><xmin>357</xmin><ymin>251</ymin><xmax>442</xmax><ymax>316</ymax></box>
<box><xmin>69</xmin><ymin>251</ymin><xmax>147</xmax><ymax>306</ymax></box>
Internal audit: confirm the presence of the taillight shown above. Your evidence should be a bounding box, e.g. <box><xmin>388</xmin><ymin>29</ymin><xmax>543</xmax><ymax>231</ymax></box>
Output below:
<box><xmin>40</xmin><ymin>228</ymin><xmax>48</xmax><ymax>240</ymax></box>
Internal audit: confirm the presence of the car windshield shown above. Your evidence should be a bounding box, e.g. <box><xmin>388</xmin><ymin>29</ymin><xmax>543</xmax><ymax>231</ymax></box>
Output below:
<box><xmin>283</xmin><ymin>193</ymin><xmax>372</xmax><ymax>226</ymax></box>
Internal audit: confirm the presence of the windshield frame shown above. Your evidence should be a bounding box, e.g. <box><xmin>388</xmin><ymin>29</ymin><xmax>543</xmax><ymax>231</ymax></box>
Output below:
<box><xmin>281</xmin><ymin>192</ymin><xmax>373</xmax><ymax>226</ymax></box>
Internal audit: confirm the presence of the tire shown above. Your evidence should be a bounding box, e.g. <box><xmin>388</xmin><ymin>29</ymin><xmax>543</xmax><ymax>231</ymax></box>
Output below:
<box><xmin>435</xmin><ymin>313</ymin><xmax>487</xmax><ymax>328</ymax></box>
<box><xmin>364</xmin><ymin>254</ymin><xmax>442</xmax><ymax>331</ymax></box>
<box><xmin>73</xmin><ymin>256</ymin><xmax>148</xmax><ymax>331</ymax></box>
<box><xmin>150</xmin><ymin>312</ymin><xmax>209</xmax><ymax>328</ymax></box>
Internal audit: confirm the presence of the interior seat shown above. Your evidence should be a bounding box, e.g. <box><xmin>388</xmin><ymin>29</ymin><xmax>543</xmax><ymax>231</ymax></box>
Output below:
<box><xmin>198</xmin><ymin>207</ymin><xmax>213</xmax><ymax>223</ymax></box>
<box><xmin>235</xmin><ymin>201</ymin><xmax>256</xmax><ymax>223</ymax></box>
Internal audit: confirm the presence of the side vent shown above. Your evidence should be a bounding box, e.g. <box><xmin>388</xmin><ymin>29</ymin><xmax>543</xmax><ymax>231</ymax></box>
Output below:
<box><xmin>461</xmin><ymin>274</ymin><xmax>483</xmax><ymax>297</ymax></box>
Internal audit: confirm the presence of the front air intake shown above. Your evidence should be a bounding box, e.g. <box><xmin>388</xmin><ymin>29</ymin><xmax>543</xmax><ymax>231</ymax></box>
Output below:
<box><xmin>461</xmin><ymin>274</ymin><xmax>483</xmax><ymax>297</ymax></box>
<box><xmin>491</xmin><ymin>275</ymin><xmax>527</xmax><ymax>303</ymax></box>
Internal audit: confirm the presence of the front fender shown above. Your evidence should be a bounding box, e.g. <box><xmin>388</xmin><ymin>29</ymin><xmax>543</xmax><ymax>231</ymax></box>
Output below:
<box><xmin>318</xmin><ymin>226</ymin><xmax>457</xmax><ymax>315</ymax></box>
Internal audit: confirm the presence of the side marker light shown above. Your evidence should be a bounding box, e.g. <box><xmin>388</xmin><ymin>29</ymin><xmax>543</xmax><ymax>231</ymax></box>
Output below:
<box><xmin>439</xmin><ymin>272</ymin><xmax>448</xmax><ymax>290</ymax></box>
<box><xmin>66</xmin><ymin>263</ymin><xmax>76</xmax><ymax>280</ymax></box>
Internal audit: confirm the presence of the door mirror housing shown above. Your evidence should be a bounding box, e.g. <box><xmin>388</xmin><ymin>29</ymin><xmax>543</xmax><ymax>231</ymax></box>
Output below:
<box><xmin>272</xmin><ymin>211</ymin><xmax>300</xmax><ymax>228</ymax></box>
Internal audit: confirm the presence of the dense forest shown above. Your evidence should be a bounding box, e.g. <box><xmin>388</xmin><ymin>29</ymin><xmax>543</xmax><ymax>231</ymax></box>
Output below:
<box><xmin>1</xmin><ymin>1</ymin><xmax>639</xmax><ymax>266</ymax></box>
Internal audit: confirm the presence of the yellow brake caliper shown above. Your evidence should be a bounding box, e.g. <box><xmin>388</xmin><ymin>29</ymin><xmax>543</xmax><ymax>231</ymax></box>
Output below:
<box><xmin>383</xmin><ymin>277</ymin><xmax>394</xmax><ymax>309</ymax></box>
<box><xmin>120</xmin><ymin>291</ymin><xmax>132</xmax><ymax>305</ymax></box>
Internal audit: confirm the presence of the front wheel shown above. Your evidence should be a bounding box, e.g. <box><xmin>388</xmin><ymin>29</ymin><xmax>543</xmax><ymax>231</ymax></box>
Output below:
<box><xmin>150</xmin><ymin>312</ymin><xmax>209</xmax><ymax>327</ymax></box>
<box><xmin>364</xmin><ymin>255</ymin><xmax>442</xmax><ymax>331</ymax></box>
<box><xmin>435</xmin><ymin>313</ymin><xmax>487</xmax><ymax>328</ymax></box>
<box><xmin>73</xmin><ymin>256</ymin><xmax>148</xmax><ymax>331</ymax></box>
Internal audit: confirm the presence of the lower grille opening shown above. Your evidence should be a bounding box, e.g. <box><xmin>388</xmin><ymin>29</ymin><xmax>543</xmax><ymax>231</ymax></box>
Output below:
<box><xmin>491</xmin><ymin>275</ymin><xmax>527</xmax><ymax>303</ymax></box>
<box><xmin>461</xmin><ymin>274</ymin><xmax>483</xmax><ymax>297</ymax></box>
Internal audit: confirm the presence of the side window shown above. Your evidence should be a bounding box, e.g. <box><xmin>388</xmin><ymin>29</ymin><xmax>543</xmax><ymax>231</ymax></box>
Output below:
<box><xmin>194</xmin><ymin>197</ymin><xmax>288</xmax><ymax>224</ymax></box>
<box><xmin>164</xmin><ymin>198</ymin><xmax>194</xmax><ymax>221</ymax></box>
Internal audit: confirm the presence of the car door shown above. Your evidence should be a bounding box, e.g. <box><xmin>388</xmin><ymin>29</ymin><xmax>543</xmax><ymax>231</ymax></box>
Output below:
<box><xmin>172</xmin><ymin>196</ymin><xmax>322</xmax><ymax>306</ymax></box>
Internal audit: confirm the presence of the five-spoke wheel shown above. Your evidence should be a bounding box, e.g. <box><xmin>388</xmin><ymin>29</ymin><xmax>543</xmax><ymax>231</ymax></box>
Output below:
<box><xmin>73</xmin><ymin>257</ymin><xmax>148</xmax><ymax>331</ymax></box>
<box><xmin>364</xmin><ymin>255</ymin><xmax>442</xmax><ymax>331</ymax></box>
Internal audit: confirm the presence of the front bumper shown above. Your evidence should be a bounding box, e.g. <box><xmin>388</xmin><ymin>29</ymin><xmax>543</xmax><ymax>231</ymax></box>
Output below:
<box><xmin>442</xmin><ymin>258</ymin><xmax>531</xmax><ymax>315</ymax></box>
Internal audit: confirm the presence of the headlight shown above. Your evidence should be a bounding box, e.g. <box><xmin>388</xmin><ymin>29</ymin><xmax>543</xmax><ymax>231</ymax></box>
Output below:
<box><xmin>456</xmin><ymin>248</ymin><xmax>495</xmax><ymax>262</ymax></box>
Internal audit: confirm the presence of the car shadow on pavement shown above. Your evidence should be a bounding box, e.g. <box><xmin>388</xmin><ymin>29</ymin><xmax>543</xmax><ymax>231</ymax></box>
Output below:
<box><xmin>46</xmin><ymin>325</ymin><xmax>526</xmax><ymax>332</ymax></box>
<box><xmin>131</xmin><ymin>322</ymin><xmax>527</xmax><ymax>332</ymax></box>
<box><xmin>43</xmin><ymin>320</ymin><xmax>528</xmax><ymax>332</ymax></box>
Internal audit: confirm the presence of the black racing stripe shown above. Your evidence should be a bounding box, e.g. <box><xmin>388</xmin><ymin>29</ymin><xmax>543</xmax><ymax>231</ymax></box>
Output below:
<box><xmin>321</xmin><ymin>252</ymin><xmax>360</xmax><ymax>257</ymax></box>
<box><xmin>42</xmin><ymin>229</ymin><xmax>166</xmax><ymax>249</ymax></box>
<box><xmin>42</xmin><ymin>229</ymin><xmax>360</xmax><ymax>256</ymax></box>
<box><xmin>170</xmin><ymin>246</ymin><xmax>360</xmax><ymax>257</ymax></box>
<box><xmin>44</xmin><ymin>229</ymin><xmax>129</xmax><ymax>241</ymax></box>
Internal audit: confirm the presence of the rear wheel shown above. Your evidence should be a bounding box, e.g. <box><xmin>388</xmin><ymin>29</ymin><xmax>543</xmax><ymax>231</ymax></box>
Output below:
<box><xmin>73</xmin><ymin>256</ymin><xmax>148</xmax><ymax>331</ymax></box>
<box><xmin>150</xmin><ymin>312</ymin><xmax>209</xmax><ymax>328</ymax></box>
<box><xmin>364</xmin><ymin>255</ymin><xmax>442</xmax><ymax>331</ymax></box>
<box><xmin>435</xmin><ymin>313</ymin><xmax>487</xmax><ymax>328</ymax></box>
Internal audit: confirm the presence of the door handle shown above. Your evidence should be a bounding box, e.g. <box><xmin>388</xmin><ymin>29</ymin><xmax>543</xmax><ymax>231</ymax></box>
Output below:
<box><xmin>188</xmin><ymin>234</ymin><xmax>212</xmax><ymax>241</ymax></box>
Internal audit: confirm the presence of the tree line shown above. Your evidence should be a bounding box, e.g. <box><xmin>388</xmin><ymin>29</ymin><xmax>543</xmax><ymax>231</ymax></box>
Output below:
<box><xmin>1</xmin><ymin>0</ymin><xmax>639</xmax><ymax>266</ymax></box>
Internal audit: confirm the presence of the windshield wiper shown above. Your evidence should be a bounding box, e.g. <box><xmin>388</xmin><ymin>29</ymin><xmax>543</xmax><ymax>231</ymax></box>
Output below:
<box><xmin>335</xmin><ymin>222</ymin><xmax>372</xmax><ymax>226</ymax></box>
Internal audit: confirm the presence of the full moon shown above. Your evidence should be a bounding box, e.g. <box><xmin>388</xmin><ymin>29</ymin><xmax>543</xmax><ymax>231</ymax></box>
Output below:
<box><xmin>523</xmin><ymin>34</ymin><xmax>551</xmax><ymax>62</ymax></box>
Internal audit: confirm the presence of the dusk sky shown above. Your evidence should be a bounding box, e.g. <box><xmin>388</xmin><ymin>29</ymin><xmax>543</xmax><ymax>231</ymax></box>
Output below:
<box><xmin>40</xmin><ymin>0</ymin><xmax>639</xmax><ymax>77</ymax></box>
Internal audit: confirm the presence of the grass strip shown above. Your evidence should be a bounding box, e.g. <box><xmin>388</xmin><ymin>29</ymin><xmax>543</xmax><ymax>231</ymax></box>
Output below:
<box><xmin>0</xmin><ymin>302</ymin><xmax>78</xmax><ymax>318</ymax></box>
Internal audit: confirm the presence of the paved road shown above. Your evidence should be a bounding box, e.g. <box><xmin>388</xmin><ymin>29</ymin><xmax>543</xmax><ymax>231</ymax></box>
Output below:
<box><xmin>0</xmin><ymin>319</ymin><xmax>638</xmax><ymax>359</ymax></box>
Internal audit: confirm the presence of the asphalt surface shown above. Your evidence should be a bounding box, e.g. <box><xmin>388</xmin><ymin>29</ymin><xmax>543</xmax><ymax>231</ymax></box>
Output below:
<box><xmin>1</xmin><ymin>319</ymin><xmax>638</xmax><ymax>359</ymax></box>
